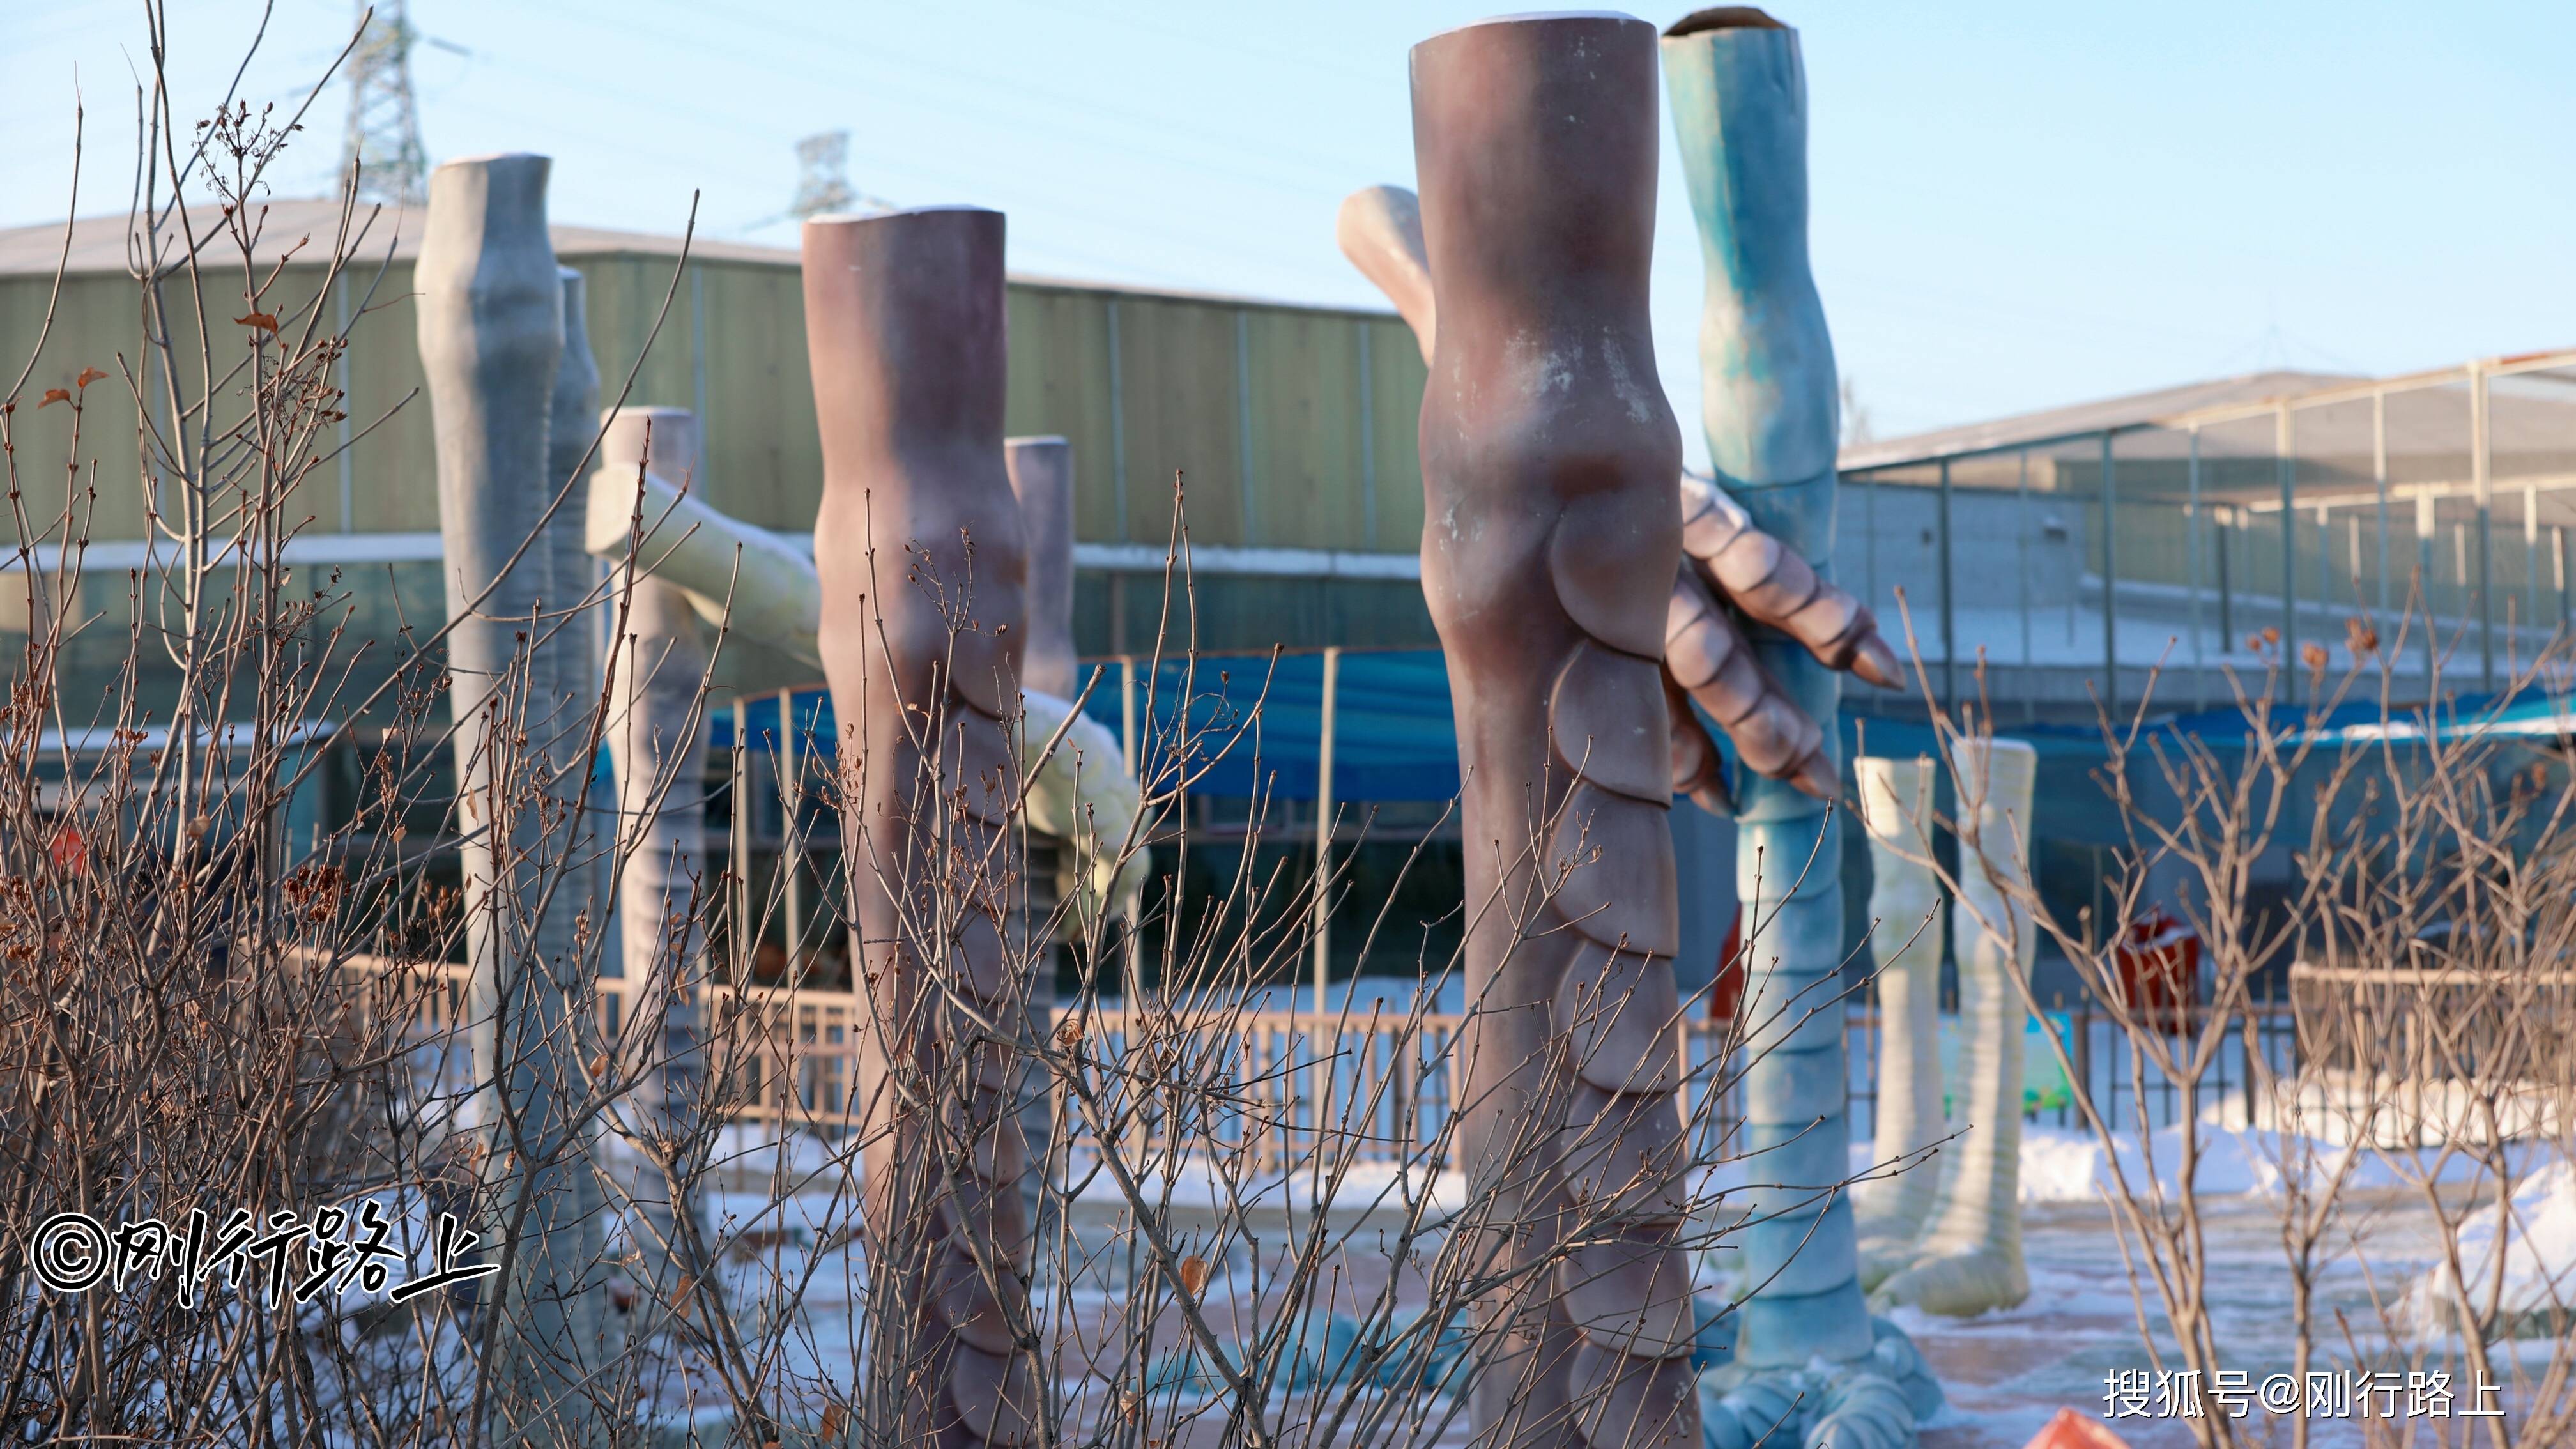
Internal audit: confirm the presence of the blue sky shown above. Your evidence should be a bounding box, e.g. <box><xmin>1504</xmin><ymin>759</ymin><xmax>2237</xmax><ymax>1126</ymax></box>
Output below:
<box><xmin>8</xmin><ymin>1</ymin><xmax>2572</xmax><ymax>456</ymax></box>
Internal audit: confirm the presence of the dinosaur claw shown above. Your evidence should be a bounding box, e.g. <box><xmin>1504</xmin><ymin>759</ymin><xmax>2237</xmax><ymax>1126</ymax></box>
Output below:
<box><xmin>1848</xmin><ymin>633</ymin><xmax>1903</xmax><ymax>691</ymax></box>
<box><xmin>1789</xmin><ymin>751</ymin><xmax>1839</xmax><ymax>801</ymax></box>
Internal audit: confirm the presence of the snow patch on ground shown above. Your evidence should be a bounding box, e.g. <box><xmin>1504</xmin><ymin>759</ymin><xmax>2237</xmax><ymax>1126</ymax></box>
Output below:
<box><xmin>1863</xmin><ymin>1107</ymin><xmax>2554</xmax><ymax>1207</ymax></box>
<box><xmin>2394</xmin><ymin>1160</ymin><xmax>2576</xmax><ymax>1336</ymax></box>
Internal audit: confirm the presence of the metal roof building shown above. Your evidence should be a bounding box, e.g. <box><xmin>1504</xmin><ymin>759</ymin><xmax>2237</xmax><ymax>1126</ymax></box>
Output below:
<box><xmin>0</xmin><ymin>200</ymin><xmax>1438</xmax><ymax>702</ymax></box>
<box><xmin>1836</xmin><ymin>354</ymin><xmax>2576</xmax><ymax>720</ymax></box>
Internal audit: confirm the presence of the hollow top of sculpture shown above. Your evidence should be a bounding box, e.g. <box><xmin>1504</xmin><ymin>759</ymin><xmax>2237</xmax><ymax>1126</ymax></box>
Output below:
<box><xmin>1855</xmin><ymin>755</ymin><xmax>1935</xmax><ymax>843</ymax></box>
<box><xmin>1407</xmin><ymin>8</ymin><xmax>1679</xmax><ymax>670</ymax></box>
<box><xmin>1664</xmin><ymin>4</ymin><xmax>1786</xmax><ymax>36</ymax></box>
<box><xmin>422</xmin><ymin>152</ymin><xmax>551</xmax><ymax>237</ymax></box>
<box><xmin>599</xmin><ymin>406</ymin><xmax>700</xmax><ymax>481</ymax></box>
<box><xmin>800</xmin><ymin>206</ymin><xmax>1008</xmax><ymax>460</ymax></box>
<box><xmin>1949</xmin><ymin>735</ymin><xmax>2039</xmax><ymax>811</ymax></box>
<box><xmin>1408</xmin><ymin>13</ymin><xmax>1662</xmax><ymax>350</ymax></box>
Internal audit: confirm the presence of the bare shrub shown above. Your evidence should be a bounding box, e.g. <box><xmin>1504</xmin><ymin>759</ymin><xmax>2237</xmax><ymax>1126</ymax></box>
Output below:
<box><xmin>0</xmin><ymin>10</ymin><xmax>1864</xmax><ymax>1448</ymax></box>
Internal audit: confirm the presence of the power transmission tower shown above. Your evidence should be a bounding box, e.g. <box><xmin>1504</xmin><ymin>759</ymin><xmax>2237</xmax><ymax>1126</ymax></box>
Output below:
<box><xmin>344</xmin><ymin>1</ymin><xmax>428</xmax><ymax>204</ymax></box>
<box><xmin>788</xmin><ymin>131</ymin><xmax>857</xmax><ymax>219</ymax></box>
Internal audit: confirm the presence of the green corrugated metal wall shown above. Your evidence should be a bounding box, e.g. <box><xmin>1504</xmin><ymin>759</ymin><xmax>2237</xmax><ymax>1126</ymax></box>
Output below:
<box><xmin>0</xmin><ymin>251</ymin><xmax>1429</xmax><ymax>559</ymax></box>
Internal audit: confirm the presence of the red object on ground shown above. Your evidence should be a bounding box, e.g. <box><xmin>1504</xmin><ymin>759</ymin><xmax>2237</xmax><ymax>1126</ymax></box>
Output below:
<box><xmin>1711</xmin><ymin>903</ymin><xmax>1744</xmax><ymax>1022</ymax></box>
<box><xmin>2114</xmin><ymin>907</ymin><xmax>2201</xmax><ymax>1031</ymax></box>
<box><xmin>2026</xmin><ymin>1407</ymin><xmax>2133</xmax><ymax>1449</ymax></box>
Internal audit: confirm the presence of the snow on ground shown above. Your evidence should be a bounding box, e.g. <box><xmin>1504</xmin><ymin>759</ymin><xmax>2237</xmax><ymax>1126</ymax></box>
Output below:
<box><xmin>2393</xmin><ymin>1159</ymin><xmax>2576</xmax><ymax>1336</ymax></box>
<box><xmin>1951</xmin><ymin>1109</ymin><xmax>2558</xmax><ymax>1206</ymax></box>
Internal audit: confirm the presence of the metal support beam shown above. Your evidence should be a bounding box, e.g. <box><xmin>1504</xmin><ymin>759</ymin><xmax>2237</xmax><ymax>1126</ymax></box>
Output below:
<box><xmin>1356</xmin><ymin>323</ymin><xmax>1377</xmax><ymax>548</ymax></box>
<box><xmin>2016</xmin><ymin>450</ymin><xmax>2031</xmax><ymax>675</ymax></box>
<box><xmin>732</xmin><ymin>696</ymin><xmax>751</xmax><ymax>983</ymax></box>
<box><xmin>2417</xmin><ymin>494</ymin><xmax>2438</xmax><ymax>690</ymax></box>
<box><xmin>2217</xmin><ymin>505</ymin><xmax>2234</xmax><ymax>651</ymax></box>
<box><xmin>2561</xmin><ymin>525</ymin><xmax>2572</xmax><ymax>632</ymax></box>
<box><xmin>1235</xmin><ymin>310</ymin><xmax>1258</xmax><ymax>544</ymax></box>
<box><xmin>1107</xmin><ymin>300</ymin><xmax>1128</xmax><ymax>541</ymax></box>
<box><xmin>2101</xmin><ymin>431</ymin><xmax>2118</xmax><ymax>716</ymax></box>
<box><xmin>335</xmin><ymin>275</ymin><xmax>355</xmax><ymax>532</ymax></box>
<box><xmin>2472</xmin><ymin>361</ymin><xmax>2494</xmax><ymax>691</ymax></box>
<box><xmin>1120</xmin><ymin>656</ymin><xmax>1138</xmax><ymax>773</ymax></box>
<box><xmin>1311</xmin><ymin>645</ymin><xmax>1340</xmax><ymax>1013</ymax></box>
<box><xmin>2186</xmin><ymin>431</ymin><xmax>2203</xmax><ymax>710</ymax></box>
<box><xmin>2373</xmin><ymin>390</ymin><xmax>2391</xmax><ymax>624</ymax></box>
<box><xmin>2317</xmin><ymin>504</ymin><xmax>2333</xmax><ymax>609</ymax></box>
<box><xmin>778</xmin><ymin>687</ymin><xmax>802</xmax><ymax>972</ymax></box>
<box><xmin>1938</xmin><ymin>456</ymin><xmax>1956</xmax><ymax>711</ymax></box>
<box><xmin>1866</xmin><ymin>469</ymin><xmax>1879</xmax><ymax>632</ymax></box>
<box><xmin>2277</xmin><ymin>405</ymin><xmax>2296</xmax><ymax>705</ymax></box>
<box><xmin>1119</xmin><ymin>655</ymin><xmax>1141</xmax><ymax>1004</ymax></box>
<box><xmin>689</xmin><ymin>268</ymin><xmax>708</xmax><ymax>477</ymax></box>
<box><xmin>2526</xmin><ymin>483</ymin><xmax>2542</xmax><ymax>666</ymax></box>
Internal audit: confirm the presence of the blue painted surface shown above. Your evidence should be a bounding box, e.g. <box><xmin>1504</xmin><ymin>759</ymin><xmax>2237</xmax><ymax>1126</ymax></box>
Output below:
<box><xmin>1665</xmin><ymin>18</ymin><xmax>1874</xmax><ymax>1375</ymax></box>
<box><xmin>711</xmin><ymin>650</ymin><xmax>1466</xmax><ymax>803</ymax></box>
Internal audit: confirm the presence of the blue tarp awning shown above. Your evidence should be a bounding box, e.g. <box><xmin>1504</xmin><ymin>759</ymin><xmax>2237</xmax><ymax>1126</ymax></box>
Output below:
<box><xmin>707</xmin><ymin>652</ymin><xmax>2567</xmax><ymax>808</ymax></box>
<box><xmin>710</xmin><ymin>650</ymin><xmax>1468</xmax><ymax>803</ymax></box>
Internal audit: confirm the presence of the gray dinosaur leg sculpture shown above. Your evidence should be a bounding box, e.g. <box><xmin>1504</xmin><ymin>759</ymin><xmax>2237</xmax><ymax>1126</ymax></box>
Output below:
<box><xmin>804</xmin><ymin>206</ymin><xmax>1035</xmax><ymax>1448</ymax></box>
<box><xmin>417</xmin><ymin>151</ymin><xmax>606</xmax><ymax>1446</ymax></box>
<box><xmin>1411</xmin><ymin>17</ymin><xmax>1698</xmax><ymax>1447</ymax></box>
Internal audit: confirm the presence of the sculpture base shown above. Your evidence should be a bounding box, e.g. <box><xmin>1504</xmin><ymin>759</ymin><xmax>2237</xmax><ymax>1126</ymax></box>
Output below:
<box><xmin>1698</xmin><ymin>1315</ymin><xmax>1941</xmax><ymax>1449</ymax></box>
<box><xmin>1869</xmin><ymin>1243</ymin><xmax>2032</xmax><ymax>1320</ymax></box>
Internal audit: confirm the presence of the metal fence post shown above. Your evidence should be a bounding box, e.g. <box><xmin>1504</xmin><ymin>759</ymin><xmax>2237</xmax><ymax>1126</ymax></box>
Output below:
<box><xmin>777</xmin><ymin>687</ymin><xmax>802</xmax><ymax>972</ymax></box>
<box><xmin>1312</xmin><ymin>646</ymin><xmax>1340</xmax><ymax>1013</ymax></box>
<box><xmin>732</xmin><ymin>698</ymin><xmax>751</xmax><ymax>982</ymax></box>
<box><xmin>2101</xmin><ymin>431</ymin><xmax>2118</xmax><ymax>717</ymax></box>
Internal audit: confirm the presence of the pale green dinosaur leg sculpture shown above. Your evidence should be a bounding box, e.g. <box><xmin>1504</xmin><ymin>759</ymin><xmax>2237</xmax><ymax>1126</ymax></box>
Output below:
<box><xmin>1853</xmin><ymin>757</ymin><xmax>1943</xmax><ymax>1280</ymax></box>
<box><xmin>1872</xmin><ymin>737</ymin><xmax>2037</xmax><ymax>1317</ymax></box>
<box><xmin>1664</xmin><ymin>13</ymin><xmax>1937</xmax><ymax>1447</ymax></box>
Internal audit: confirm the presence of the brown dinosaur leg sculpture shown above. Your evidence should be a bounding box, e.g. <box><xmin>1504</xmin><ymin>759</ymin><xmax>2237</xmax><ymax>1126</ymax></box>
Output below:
<box><xmin>1411</xmin><ymin>17</ymin><xmax>1697</xmax><ymax>1448</ymax></box>
<box><xmin>803</xmin><ymin>206</ymin><xmax>1034</xmax><ymax>1448</ymax></box>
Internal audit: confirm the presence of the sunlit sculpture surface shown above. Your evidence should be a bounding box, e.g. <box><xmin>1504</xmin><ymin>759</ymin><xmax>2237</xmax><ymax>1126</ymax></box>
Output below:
<box><xmin>804</xmin><ymin>204</ymin><xmax>1035</xmax><ymax>1446</ymax></box>
<box><xmin>1664</xmin><ymin>9</ymin><xmax>1936</xmax><ymax>1443</ymax></box>
<box><xmin>1853</xmin><ymin>756</ymin><xmax>1943</xmax><ymax>1266</ymax></box>
<box><xmin>1407</xmin><ymin>17</ymin><xmax>1698</xmax><ymax>1445</ymax></box>
<box><xmin>588</xmin><ymin>406</ymin><xmax>714</xmax><ymax>1317</ymax></box>
<box><xmin>1872</xmin><ymin>735</ymin><xmax>2039</xmax><ymax>1317</ymax></box>
<box><xmin>1006</xmin><ymin>436</ymin><xmax>1079</xmax><ymax>700</ymax></box>
<box><xmin>1332</xmin><ymin>194</ymin><xmax>1896</xmax><ymax>820</ymax></box>
<box><xmin>417</xmin><ymin>150</ymin><xmax>604</xmax><ymax>1444</ymax></box>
